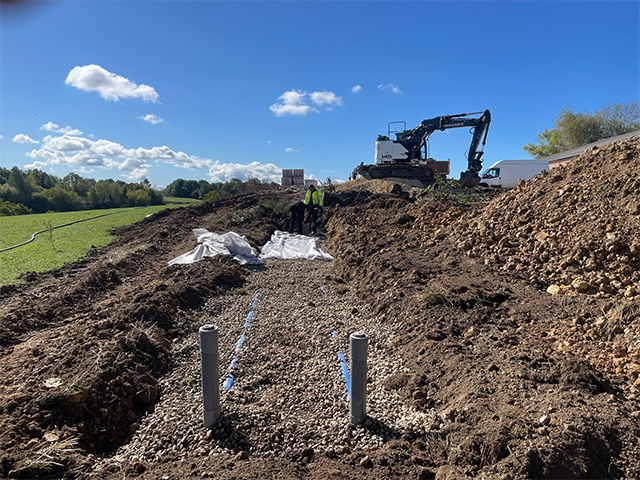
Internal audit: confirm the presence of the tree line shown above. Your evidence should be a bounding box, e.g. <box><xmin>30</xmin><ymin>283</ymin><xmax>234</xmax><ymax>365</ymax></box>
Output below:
<box><xmin>0</xmin><ymin>167</ymin><xmax>164</xmax><ymax>215</ymax></box>
<box><xmin>163</xmin><ymin>177</ymin><xmax>279</xmax><ymax>202</ymax></box>
<box><xmin>0</xmin><ymin>167</ymin><xmax>280</xmax><ymax>216</ymax></box>
<box><xmin>523</xmin><ymin>101</ymin><xmax>639</xmax><ymax>158</ymax></box>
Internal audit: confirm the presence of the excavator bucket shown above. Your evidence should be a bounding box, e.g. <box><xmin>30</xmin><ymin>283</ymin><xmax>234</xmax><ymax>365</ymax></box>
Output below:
<box><xmin>458</xmin><ymin>171</ymin><xmax>480</xmax><ymax>188</ymax></box>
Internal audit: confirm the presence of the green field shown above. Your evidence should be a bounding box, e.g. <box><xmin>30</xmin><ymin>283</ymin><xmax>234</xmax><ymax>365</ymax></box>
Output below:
<box><xmin>0</xmin><ymin>205</ymin><xmax>184</xmax><ymax>286</ymax></box>
<box><xmin>163</xmin><ymin>196</ymin><xmax>202</xmax><ymax>204</ymax></box>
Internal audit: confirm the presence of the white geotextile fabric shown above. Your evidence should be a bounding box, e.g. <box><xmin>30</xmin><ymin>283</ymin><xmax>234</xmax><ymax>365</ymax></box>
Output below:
<box><xmin>168</xmin><ymin>229</ymin><xmax>333</xmax><ymax>266</ymax></box>
<box><xmin>259</xmin><ymin>230</ymin><xmax>333</xmax><ymax>261</ymax></box>
<box><xmin>168</xmin><ymin>229</ymin><xmax>263</xmax><ymax>266</ymax></box>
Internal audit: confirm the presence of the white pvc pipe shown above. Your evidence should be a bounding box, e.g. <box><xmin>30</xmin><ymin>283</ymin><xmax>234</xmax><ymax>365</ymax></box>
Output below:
<box><xmin>349</xmin><ymin>331</ymin><xmax>368</xmax><ymax>425</ymax></box>
<box><xmin>200</xmin><ymin>324</ymin><xmax>221</xmax><ymax>428</ymax></box>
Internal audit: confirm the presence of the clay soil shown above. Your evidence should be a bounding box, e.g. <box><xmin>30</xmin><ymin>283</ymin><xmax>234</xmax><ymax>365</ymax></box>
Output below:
<box><xmin>2</xmin><ymin>134</ymin><xmax>640</xmax><ymax>479</ymax></box>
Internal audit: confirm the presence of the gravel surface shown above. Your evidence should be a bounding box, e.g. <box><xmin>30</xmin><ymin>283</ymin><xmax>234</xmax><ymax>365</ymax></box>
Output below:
<box><xmin>90</xmin><ymin>254</ymin><xmax>435</xmax><ymax>476</ymax></box>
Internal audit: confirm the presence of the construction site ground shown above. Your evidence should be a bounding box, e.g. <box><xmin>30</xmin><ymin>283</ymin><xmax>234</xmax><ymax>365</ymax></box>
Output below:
<box><xmin>1</xmin><ymin>134</ymin><xmax>640</xmax><ymax>479</ymax></box>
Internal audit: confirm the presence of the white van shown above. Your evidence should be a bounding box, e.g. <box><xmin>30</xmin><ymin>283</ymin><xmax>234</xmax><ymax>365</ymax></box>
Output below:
<box><xmin>478</xmin><ymin>159</ymin><xmax>548</xmax><ymax>189</ymax></box>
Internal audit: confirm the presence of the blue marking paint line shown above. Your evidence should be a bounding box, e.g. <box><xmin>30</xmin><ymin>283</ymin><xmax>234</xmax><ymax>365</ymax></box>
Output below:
<box><xmin>223</xmin><ymin>374</ymin><xmax>235</xmax><ymax>390</ymax></box>
<box><xmin>325</xmin><ymin>285</ymin><xmax>350</xmax><ymax>399</ymax></box>
<box><xmin>338</xmin><ymin>351</ymin><xmax>351</xmax><ymax>399</ymax></box>
<box><xmin>224</xmin><ymin>289</ymin><xmax>261</xmax><ymax>390</ymax></box>
<box><xmin>235</xmin><ymin>334</ymin><xmax>245</xmax><ymax>351</ymax></box>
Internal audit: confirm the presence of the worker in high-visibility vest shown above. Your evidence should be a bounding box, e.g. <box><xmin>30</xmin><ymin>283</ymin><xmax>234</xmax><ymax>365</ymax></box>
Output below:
<box><xmin>303</xmin><ymin>184</ymin><xmax>323</xmax><ymax>234</ymax></box>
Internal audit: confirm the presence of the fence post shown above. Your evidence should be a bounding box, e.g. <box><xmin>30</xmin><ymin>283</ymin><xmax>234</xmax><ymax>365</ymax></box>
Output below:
<box><xmin>349</xmin><ymin>332</ymin><xmax>368</xmax><ymax>425</ymax></box>
<box><xmin>200</xmin><ymin>324</ymin><xmax>221</xmax><ymax>428</ymax></box>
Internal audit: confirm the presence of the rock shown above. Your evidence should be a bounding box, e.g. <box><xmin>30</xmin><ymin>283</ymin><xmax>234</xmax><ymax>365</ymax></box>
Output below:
<box><xmin>413</xmin><ymin>390</ymin><xmax>428</xmax><ymax>400</ymax></box>
<box><xmin>359</xmin><ymin>456</ymin><xmax>373</xmax><ymax>468</ymax></box>
<box><xmin>417</xmin><ymin>467</ymin><xmax>435</xmax><ymax>479</ymax></box>
<box><xmin>572</xmin><ymin>279</ymin><xmax>589</xmax><ymax>292</ymax></box>
<box><xmin>235</xmin><ymin>451</ymin><xmax>250</xmax><ymax>461</ymax></box>
<box><xmin>539</xmin><ymin>414</ymin><xmax>550</xmax><ymax>425</ymax></box>
<box><xmin>67</xmin><ymin>389</ymin><xmax>89</xmax><ymax>403</ymax></box>
<box><xmin>463</xmin><ymin>326</ymin><xmax>476</xmax><ymax>339</ymax></box>
<box><xmin>547</xmin><ymin>285</ymin><xmax>561</xmax><ymax>295</ymax></box>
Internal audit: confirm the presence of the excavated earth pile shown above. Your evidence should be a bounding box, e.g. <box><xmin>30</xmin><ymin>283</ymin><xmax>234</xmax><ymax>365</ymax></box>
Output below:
<box><xmin>0</xmin><ymin>134</ymin><xmax>639</xmax><ymax>479</ymax></box>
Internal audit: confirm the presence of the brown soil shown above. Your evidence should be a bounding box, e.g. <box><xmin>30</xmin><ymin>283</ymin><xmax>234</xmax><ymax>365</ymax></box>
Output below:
<box><xmin>1</xmin><ymin>134</ymin><xmax>640</xmax><ymax>479</ymax></box>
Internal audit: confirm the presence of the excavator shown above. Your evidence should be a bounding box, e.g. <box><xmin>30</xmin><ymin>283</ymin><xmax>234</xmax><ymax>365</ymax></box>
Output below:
<box><xmin>352</xmin><ymin>109</ymin><xmax>491</xmax><ymax>187</ymax></box>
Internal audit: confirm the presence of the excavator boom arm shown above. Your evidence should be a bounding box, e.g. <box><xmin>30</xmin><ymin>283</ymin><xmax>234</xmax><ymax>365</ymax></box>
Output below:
<box><xmin>395</xmin><ymin>110</ymin><xmax>491</xmax><ymax>170</ymax></box>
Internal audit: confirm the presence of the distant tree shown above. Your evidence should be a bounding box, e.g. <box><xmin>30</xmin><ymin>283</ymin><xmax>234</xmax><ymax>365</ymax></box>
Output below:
<box><xmin>523</xmin><ymin>101</ymin><xmax>640</xmax><ymax>158</ymax></box>
<box><xmin>28</xmin><ymin>169</ymin><xmax>59</xmax><ymax>190</ymax></box>
<box><xmin>0</xmin><ymin>183</ymin><xmax>19</xmax><ymax>203</ymax></box>
<box><xmin>0</xmin><ymin>200</ymin><xmax>32</xmax><ymax>216</ymax></box>
<box><xmin>0</xmin><ymin>167</ymin><xmax>10</xmax><ymax>185</ymax></box>
<box><xmin>40</xmin><ymin>187</ymin><xmax>86</xmax><ymax>211</ymax></box>
<box><xmin>163</xmin><ymin>178</ymin><xmax>184</xmax><ymax>198</ymax></box>
<box><xmin>27</xmin><ymin>193</ymin><xmax>55</xmax><ymax>213</ymax></box>
<box><xmin>62</xmin><ymin>172</ymin><xmax>94</xmax><ymax>197</ymax></box>
<box><xmin>196</xmin><ymin>179</ymin><xmax>214</xmax><ymax>198</ymax></box>
<box><xmin>126</xmin><ymin>188</ymin><xmax>164</xmax><ymax>206</ymax></box>
<box><xmin>7</xmin><ymin>166</ymin><xmax>33</xmax><ymax>203</ymax></box>
<box><xmin>242</xmin><ymin>178</ymin><xmax>262</xmax><ymax>194</ymax></box>
<box><xmin>89</xmin><ymin>180</ymin><xmax>126</xmax><ymax>208</ymax></box>
<box><xmin>202</xmin><ymin>189</ymin><xmax>230</xmax><ymax>203</ymax></box>
<box><xmin>600</xmin><ymin>101</ymin><xmax>640</xmax><ymax>137</ymax></box>
<box><xmin>164</xmin><ymin>178</ymin><xmax>202</xmax><ymax>198</ymax></box>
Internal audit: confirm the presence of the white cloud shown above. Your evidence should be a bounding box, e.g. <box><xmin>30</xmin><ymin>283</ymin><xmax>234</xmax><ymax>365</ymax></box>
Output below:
<box><xmin>270</xmin><ymin>89</ymin><xmax>342</xmax><ymax>116</ymax></box>
<box><xmin>310</xmin><ymin>91</ymin><xmax>343</xmax><ymax>108</ymax></box>
<box><xmin>65</xmin><ymin>64</ymin><xmax>159</xmax><ymax>103</ymax></box>
<box><xmin>378</xmin><ymin>83</ymin><xmax>403</xmax><ymax>95</ymax></box>
<box><xmin>138</xmin><ymin>114</ymin><xmax>164</xmax><ymax>125</ymax></box>
<box><xmin>21</xmin><ymin>131</ymin><xmax>286</xmax><ymax>183</ymax></box>
<box><xmin>13</xmin><ymin>134</ymin><xmax>39</xmax><ymax>144</ymax></box>
<box><xmin>25</xmin><ymin>133</ymin><xmax>213</xmax><ymax>181</ymax></box>
<box><xmin>207</xmin><ymin>161</ymin><xmax>282</xmax><ymax>183</ymax></box>
<box><xmin>269</xmin><ymin>90</ymin><xmax>314</xmax><ymax>117</ymax></box>
<box><xmin>41</xmin><ymin>122</ymin><xmax>83</xmax><ymax>135</ymax></box>
<box><xmin>285</xmin><ymin>147</ymin><xmax>299</xmax><ymax>152</ymax></box>
<box><xmin>351</xmin><ymin>85</ymin><xmax>362</xmax><ymax>94</ymax></box>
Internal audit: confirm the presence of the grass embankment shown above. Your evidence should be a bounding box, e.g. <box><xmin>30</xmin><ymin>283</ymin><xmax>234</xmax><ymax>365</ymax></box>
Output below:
<box><xmin>0</xmin><ymin>205</ymin><xmax>183</xmax><ymax>286</ymax></box>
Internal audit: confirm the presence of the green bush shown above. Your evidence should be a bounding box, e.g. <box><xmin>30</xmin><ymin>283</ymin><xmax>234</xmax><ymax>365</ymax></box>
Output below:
<box><xmin>0</xmin><ymin>200</ymin><xmax>32</xmax><ymax>216</ymax></box>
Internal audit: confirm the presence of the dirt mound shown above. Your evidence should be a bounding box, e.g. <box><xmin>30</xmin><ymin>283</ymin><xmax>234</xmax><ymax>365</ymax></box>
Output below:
<box><xmin>335</xmin><ymin>177</ymin><xmax>424</xmax><ymax>194</ymax></box>
<box><xmin>326</xmin><ymin>192</ymin><xmax>640</xmax><ymax>479</ymax></box>
<box><xmin>1</xmin><ymin>149</ymin><xmax>640</xmax><ymax>479</ymax></box>
<box><xmin>451</xmin><ymin>133</ymin><xmax>640</xmax><ymax>299</ymax></box>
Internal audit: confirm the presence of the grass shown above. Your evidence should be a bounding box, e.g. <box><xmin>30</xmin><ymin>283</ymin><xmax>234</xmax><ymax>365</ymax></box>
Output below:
<box><xmin>163</xmin><ymin>196</ymin><xmax>202</xmax><ymax>204</ymax></box>
<box><xmin>0</xmin><ymin>205</ymin><xmax>184</xmax><ymax>286</ymax></box>
<box><xmin>418</xmin><ymin>286</ymin><xmax>452</xmax><ymax>305</ymax></box>
<box><xmin>598</xmin><ymin>300</ymin><xmax>640</xmax><ymax>341</ymax></box>
<box><xmin>416</xmin><ymin>177</ymin><xmax>485</xmax><ymax>204</ymax></box>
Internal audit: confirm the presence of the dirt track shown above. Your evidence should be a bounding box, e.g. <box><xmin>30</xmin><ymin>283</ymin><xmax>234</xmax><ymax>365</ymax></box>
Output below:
<box><xmin>1</xmin><ymin>134</ymin><xmax>640</xmax><ymax>479</ymax></box>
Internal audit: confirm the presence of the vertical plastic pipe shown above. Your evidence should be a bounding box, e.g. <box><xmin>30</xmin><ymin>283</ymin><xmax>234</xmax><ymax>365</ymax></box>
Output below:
<box><xmin>349</xmin><ymin>331</ymin><xmax>368</xmax><ymax>425</ymax></box>
<box><xmin>200</xmin><ymin>324</ymin><xmax>221</xmax><ymax>428</ymax></box>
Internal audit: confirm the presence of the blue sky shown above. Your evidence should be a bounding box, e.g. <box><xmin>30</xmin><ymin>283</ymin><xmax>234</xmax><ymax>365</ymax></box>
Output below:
<box><xmin>1</xmin><ymin>1</ymin><xmax>638</xmax><ymax>187</ymax></box>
